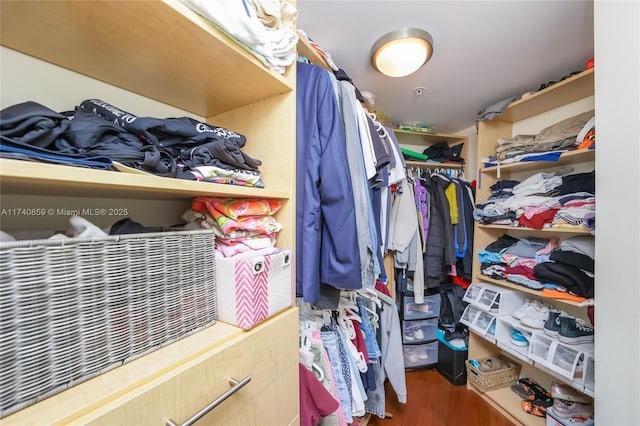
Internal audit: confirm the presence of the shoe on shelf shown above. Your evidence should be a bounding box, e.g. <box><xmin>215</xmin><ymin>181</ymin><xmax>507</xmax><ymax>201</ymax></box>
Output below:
<box><xmin>413</xmin><ymin>328</ymin><xmax>425</xmax><ymax>340</ymax></box>
<box><xmin>521</xmin><ymin>399</ymin><xmax>548</xmax><ymax>418</ymax></box>
<box><xmin>512</xmin><ymin>299</ymin><xmax>535</xmax><ymax>320</ymax></box>
<box><xmin>511</xmin><ymin>329</ymin><xmax>529</xmax><ymax>347</ymax></box>
<box><xmin>511</xmin><ymin>382</ymin><xmax>552</xmax><ymax>405</ymax></box>
<box><xmin>551</xmin><ymin>381</ymin><xmax>592</xmax><ymax>404</ymax></box>
<box><xmin>478</xmin><ymin>357</ymin><xmax>508</xmax><ymax>372</ymax></box>
<box><xmin>552</xmin><ymin>399</ymin><xmax>594</xmax><ymax>419</ymax></box>
<box><xmin>544</xmin><ymin>310</ymin><xmax>568</xmax><ymax>337</ymax></box>
<box><xmin>558</xmin><ymin>317</ymin><xmax>594</xmax><ymax>344</ymax></box>
<box><xmin>520</xmin><ymin>303</ymin><xmax>551</xmax><ymax>329</ymax></box>
<box><xmin>405</xmin><ymin>348</ymin><xmax>418</xmax><ymax>363</ymax></box>
<box><xmin>404</xmin><ymin>330</ymin><xmax>415</xmax><ymax>341</ymax></box>
<box><xmin>417</xmin><ymin>349</ymin><xmax>429</xmax><ymax>360</ymax></box>
<box><xmin>517</xmin><ymin>378</ymin><xmax>552</xmax><ymax>403</ymax></box>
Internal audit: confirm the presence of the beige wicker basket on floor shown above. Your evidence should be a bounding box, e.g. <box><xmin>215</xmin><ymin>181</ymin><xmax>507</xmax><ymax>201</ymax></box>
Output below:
<box><xmin>465</xmin><ymin>356</ymin><xmax>521</xmax><ymax>392</ymax></box>
<box><xmin>0</xmin><ymin>229</ymin><xmax>216</xmax><ymax>418</ymax></box>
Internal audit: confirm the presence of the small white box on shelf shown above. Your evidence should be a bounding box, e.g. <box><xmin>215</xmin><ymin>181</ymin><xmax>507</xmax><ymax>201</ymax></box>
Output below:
<box><xmin>461</xmin><ymin>305</ymin><xmax>496</xmax><ymax>343</ymax></box>
<box><xmin>215</xmin><ymin>249</ymin><xmax>293</xmax><ymax>330</ymax></box>
<box><xmin>495</xmin><ymin>316</ymin><xmax>534</xmax><ymax>363</ymax></box>
<box><xmin>463</xmin><ymin>283</ymin><xmax>526</xmax><ymax>315</ymax></box>
<box><xmin>546</xmin><ymin>406</ymin><xmax>594</xmax><ymax>426</ymax></box>
<box><xmin>528</xmin><ymin>329</ymin><xmax>593</xmax><ymax>381</ymax></box>
<box><xmin>582</xmin><ymin>354</ymin><xmax>595</xmax><ymax>397</ymax></box>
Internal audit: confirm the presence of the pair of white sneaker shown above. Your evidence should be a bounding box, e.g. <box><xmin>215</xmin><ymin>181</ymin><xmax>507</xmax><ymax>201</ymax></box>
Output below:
<box><xmin>512</xmin><ymin>299</ymin><xmax>553</xmax><ymax>329</ymax></box>
<box><xmin>405</xmin><ymin>347</ymin><xmax>429</xmax><ymax>363</ymax></box>
<box><xmin>404</xmin><ymin>327</ymin><xmax>425</xmax><ymax>341</ymax></box>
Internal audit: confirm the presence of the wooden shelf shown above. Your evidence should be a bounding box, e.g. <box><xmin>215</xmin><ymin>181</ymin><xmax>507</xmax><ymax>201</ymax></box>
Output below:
<box><xmin>0</xmin><ymin>159</ymin><xmax>289</xmax><ymax>200</ymax></box>
<box><xmin>477</xmin><ymin>224</ymin><xmax>592</xmax><ymax>235</ymax></box>
<box><xmin>469</xmin><ymin>385</ymin><xmax>545</xmax><ymax>426</ymax></box>
<box><xmin>481</xmin><ymin>148</ymin><xmax>595</xmax><ymax>174</ymax></box>
<box><xmin>405</xmin><ymin>160</ymin><xmax>465</xmax><ymax>169</ymax></box>
<box><xmin>393</xmin><ymin>129</ymin><xmax>466</xmax><ymax>145</ymax></box>
<box><xmin>394</xmin><ymin>129</ymin><xmax>469</xmax><ymax>176</ymax></box>
<box><xmin>474</xmin><ymin>276</ymin><xmax>584</xmax><ymax>308</ymax></box>
<box><xmin>496</xmin><ymin>68</ymin><xmax>595</xmax><ymax>124</ymax></box>
<box><xmin>471</xmin><ymin>62</ymin><xmax>595</xmax><ymax>424</ymax></box>
<box><xmin>0</xmin><ymin>0</ymin><xmax>293</xmax><ymax>118</ymax></box>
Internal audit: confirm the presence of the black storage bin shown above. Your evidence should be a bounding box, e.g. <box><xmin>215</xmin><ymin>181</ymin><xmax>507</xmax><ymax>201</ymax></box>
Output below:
<box><xmin>436</xmin><ymin>335</ymin><xmax>468</xmax><ymax>385</ymax></box>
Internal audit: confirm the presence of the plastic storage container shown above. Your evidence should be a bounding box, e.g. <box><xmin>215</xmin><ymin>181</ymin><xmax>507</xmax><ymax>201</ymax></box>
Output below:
<box><xmin>400</xmin><ymin>293</ymin><xmax>441</xmax><ymax>320</ymax></box>
<box><xmin>403</xmin><ymin>340</ymin><xmax>439</xmax><ymax>369</ymax></box>
<box><xmin>436</xmin><ymin>330</ymin><xmax>468</xmax><ymax>385</ymax></box>
<box><xmin>402</xmin><ymin>317</ymin><xmax>438</xmax><ymax>344</ymax></box>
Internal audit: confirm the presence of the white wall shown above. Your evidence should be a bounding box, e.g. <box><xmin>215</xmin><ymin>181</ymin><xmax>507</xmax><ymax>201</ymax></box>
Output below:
<box><xmin>1</xmin><ymin>47</ymin><xmax>202</xmax><ymax>119</ymax></box>
<box><xmin>456</xmin><ymin>125</ymin><xmax>478</xmax><ymax>181</ymax></box>
<box><xmin>594</xmin><ymin>1</ymin><xmax>640</xmax><ymax>424</ymax></box>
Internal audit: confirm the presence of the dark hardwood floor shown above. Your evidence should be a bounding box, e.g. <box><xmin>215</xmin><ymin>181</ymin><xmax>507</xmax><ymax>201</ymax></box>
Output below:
<box><xmin>367</xmin><ymin>368</ymin><xmax>515</xmax><ymax>426</ymax></box>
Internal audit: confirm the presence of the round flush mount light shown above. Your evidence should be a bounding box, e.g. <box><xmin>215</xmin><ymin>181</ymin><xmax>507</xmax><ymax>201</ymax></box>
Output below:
<box><xmin>370</xmin><ymin>28</ymin><xmax>434</xmax><ymax>78</ymax></box>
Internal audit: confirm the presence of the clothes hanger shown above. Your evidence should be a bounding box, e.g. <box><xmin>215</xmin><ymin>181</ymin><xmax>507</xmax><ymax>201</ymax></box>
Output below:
<box><xmin>312</xmin><ymin>362</ymin><xmax>325</xmax><ymax>382</ymax></box>
<box><xmin>337</xmin><ymin>313</ymin><xmax>357</xmax><ymax>339</ymax></box>
<box><xmin>357</xmin><ymin>288</ymin><xmax>382</xmax><ymax>309</ymax></box>
<box><xmin>361</xmin><ymin>303</ymin><xmax>379</xmax><ymax>323</ymax></box>
<box><xmin>364</xmin><ymin>287</ymin><xmax>394</xmax><ymax>306</ymax></box>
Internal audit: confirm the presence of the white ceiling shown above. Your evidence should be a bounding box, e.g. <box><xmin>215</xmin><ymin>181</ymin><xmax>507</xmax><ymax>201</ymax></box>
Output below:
<box><xmin>296</xmin><ymin>0</ymin><xmax>594</xmax><ymax>134</ymax></box>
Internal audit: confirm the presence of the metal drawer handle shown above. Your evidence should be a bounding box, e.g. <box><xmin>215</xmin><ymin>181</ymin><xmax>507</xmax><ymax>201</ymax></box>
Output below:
<box><xmin>166</xmin><ymin>376</ymin><xmax>252</xmax><ymax>426</ymax></box>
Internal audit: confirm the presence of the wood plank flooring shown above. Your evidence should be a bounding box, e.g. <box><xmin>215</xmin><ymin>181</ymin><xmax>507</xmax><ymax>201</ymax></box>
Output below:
<box><xmin>367</xmin><ymin>368</ymin><xmax>516</xmax><ymax>426</ymax></box>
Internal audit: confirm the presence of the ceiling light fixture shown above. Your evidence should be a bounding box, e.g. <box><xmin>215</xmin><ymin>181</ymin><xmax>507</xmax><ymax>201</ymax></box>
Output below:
<box><xmin>370</xmin><ymin>28</ymin><xmax>434</xmax><ymax>78</ymax></box>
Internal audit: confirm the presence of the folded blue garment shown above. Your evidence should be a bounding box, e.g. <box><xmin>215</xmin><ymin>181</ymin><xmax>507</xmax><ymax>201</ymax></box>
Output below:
<box><xmin>0</xmin><ymin>142</ymin><xmax>113</xmax><ymax>170</ymax></box>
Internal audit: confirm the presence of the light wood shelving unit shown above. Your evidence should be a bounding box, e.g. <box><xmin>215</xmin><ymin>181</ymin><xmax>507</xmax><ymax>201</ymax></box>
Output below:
<box><xmin>1</xmin><ymin>1</ymin><xmax>299</xmax><ymax>424</ymax></box>
<box><xmin>477</xmin><ymin>223</ymin><xmax>592</xmax><ymax>235</ymax></box>
<box><xmin>469</xmin><ymin>68</ymin><xmax>596</xmax><ymax>425</ymax></box>
<box><xmin>393</xmin><ymin>129</ymin><xmax>469</xmax><ymax>177</ymax></box>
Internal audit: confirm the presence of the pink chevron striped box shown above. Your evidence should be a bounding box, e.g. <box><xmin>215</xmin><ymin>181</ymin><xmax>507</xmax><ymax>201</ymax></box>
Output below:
<box><xmin>215</xmin><ymin>249</ymin><xmax>293</xmax><ymax>330</ymax></box>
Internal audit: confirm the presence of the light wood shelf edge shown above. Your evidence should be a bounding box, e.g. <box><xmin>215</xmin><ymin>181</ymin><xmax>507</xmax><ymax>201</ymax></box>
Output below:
<box><xmin>0</xmin><ymin>159</ymin><xmax>288</xmax><ymax>200</ymax></box>
<box><xmin>497</xmin><ymin>68</ymin><xmax>595</xmax><ymax>123</ymax></box>
<box><xmin>477</xmin><ymin>224</ymin><xmax>592</xmax><ymax>235</ymax></box>
<box><xmin>393</xmin><ymin>129</ymin><xmax>466</xmax><ymax>142</ymax></box>
<box><xmin>404</xmin><ymin>160</ymin><xmax>464</xmax><ymax>169</ymax></box>
<box><xmin>480</xmin><ymin>148</ymin><xmax>595</xmax><ymax>174</ymax></box>
<box><xmin>474</xmin><ymin>276</ymin><xmax>584</xmax><ymax>307</ymax></box>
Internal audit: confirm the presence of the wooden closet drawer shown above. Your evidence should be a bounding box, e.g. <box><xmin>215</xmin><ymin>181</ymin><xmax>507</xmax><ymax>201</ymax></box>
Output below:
<box><xmin>86</xmin><ymin>308</ymin><xmax>299</xmax><ymax>426</ymax></box>
<box><xmin>3</xmin><ymin>308</ymin><xmax>299</xmax><ymax>426</ymax></box>
<box><xmin>221</xmin><ymin>363</ymin><xmax>299</xmax><ymax>426</ymax></box>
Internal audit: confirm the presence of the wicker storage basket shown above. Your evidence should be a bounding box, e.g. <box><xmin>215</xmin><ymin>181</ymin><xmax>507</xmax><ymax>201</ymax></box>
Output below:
<box><xmin>0</xmin><ymin>229</ymin><xmax>216</xmax><ymax>418</ymax></box>
<box><xmin>465</xmin><ymin>356</ymin><xmax>521</xmax><ymax>392</ymax></box>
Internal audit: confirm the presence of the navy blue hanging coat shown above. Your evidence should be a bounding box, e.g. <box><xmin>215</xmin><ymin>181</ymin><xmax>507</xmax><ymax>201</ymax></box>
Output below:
<box><xmin>296</xmin><ymin>62</ymin><xmax>361</xmax><ymax>304</ymax></box>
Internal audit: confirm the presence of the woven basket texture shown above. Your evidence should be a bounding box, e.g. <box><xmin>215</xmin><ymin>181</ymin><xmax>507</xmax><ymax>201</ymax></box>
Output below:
<box><xmin>0</xmin><ymin>229</ymin><xmax>216</xmax><ymax>417</ymax></box>
<box><xmin>465</xmin><ymin>356</ymin><xmax>521</xmax><ymax>393</ymax></box>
